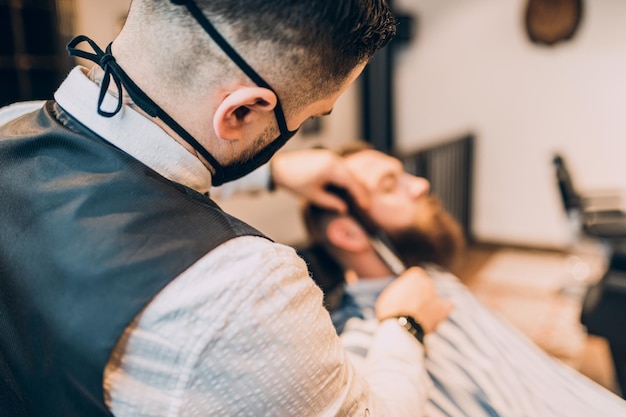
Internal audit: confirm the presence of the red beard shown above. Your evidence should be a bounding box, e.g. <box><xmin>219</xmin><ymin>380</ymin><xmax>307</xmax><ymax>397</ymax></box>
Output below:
<box><xmin>387</xmin><ymin>196</ymin><xmax>466</xmax><ymax>270</ymax></box>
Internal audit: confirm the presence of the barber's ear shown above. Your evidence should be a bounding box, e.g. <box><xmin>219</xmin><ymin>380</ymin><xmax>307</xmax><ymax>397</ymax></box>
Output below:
<box><xmin>213</xmin><ymin>87</ymin><xmax>277</xmax><ymax>141</ymax></box>
<box><xmin>326</xmin><ymin>217</ymin><xmax>370</xmax><ymax>253</ymax></box>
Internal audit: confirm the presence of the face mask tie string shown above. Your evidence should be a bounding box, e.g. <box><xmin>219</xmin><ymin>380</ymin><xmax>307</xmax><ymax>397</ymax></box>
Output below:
<box><xmin>66</xmin><ymin>35</ymin><xmax>125</xmax><ymax>117</ymax></box>
<box><xmin>169</xmin><ymin>0</ymin><xmax>290</xmax><ymax>134</ymax></box>
<box><xmin>67</xmin><ymin>35</ymin><xmax>226</xmax><ymax>181</ymax></box>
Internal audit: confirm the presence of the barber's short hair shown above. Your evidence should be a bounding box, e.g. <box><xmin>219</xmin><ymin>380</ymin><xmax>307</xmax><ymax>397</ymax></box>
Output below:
<box><xmin>195</xmin><ymin>0</ymin><xmax>397</xmax><ymax>73</ymax></box>
<box><xmin>131</xmin><ymin>0</ymin><xmax>396</xmax><ymax>111</ymax></box>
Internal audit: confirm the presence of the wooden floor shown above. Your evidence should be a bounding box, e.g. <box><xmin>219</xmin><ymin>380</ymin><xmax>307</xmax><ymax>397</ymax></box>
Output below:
<box><xmin>453</xmin><ymin>242</ymin><xmax>622</xmax><ymax>396</ymax></box>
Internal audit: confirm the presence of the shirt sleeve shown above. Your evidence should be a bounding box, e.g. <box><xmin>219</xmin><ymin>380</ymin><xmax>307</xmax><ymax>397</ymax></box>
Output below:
<box><xmin>0</xmin><ymin>100</ymin><xmax>46</xmax><ymax>127</ymax></box>
<box><xmin>104</xmin><ymin>236</ymin><xmax>429</xmax><ymax>417</ymax></box>
<box><xmin>339</xmin><ymin>317</ymin><xmax>432</xmax><ymax>416</ymax></box>
<box><xmin>362</xmin><ymin>319</ymin><xmax>431</xmax><ymax>415</ymax></box>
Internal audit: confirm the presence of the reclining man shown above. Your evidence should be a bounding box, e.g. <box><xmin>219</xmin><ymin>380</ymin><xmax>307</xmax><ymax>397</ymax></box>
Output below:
<box><xmin>301</xmin><ymin>143</ymin><xmax>626</xmax><ymax>417</ymax></box>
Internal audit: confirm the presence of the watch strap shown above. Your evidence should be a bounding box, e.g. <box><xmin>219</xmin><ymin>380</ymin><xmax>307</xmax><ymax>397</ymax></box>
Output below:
<box><xmin>397</xmin><ymin>316</ymin><xmax>425</xmax><ymax>345</ymax></box>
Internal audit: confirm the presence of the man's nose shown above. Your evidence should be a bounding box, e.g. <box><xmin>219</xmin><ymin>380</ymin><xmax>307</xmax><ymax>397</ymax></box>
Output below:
<box><xmin>404</xmin><ymin>175</ymin><xmax>430</xmax><ymax>199</ymax></box>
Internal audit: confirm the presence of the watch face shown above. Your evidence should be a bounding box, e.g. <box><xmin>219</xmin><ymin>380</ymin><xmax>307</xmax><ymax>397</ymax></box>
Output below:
<box><xmin>525</xmin><ymin>0</ymin><xmax>583</xmax><ymax>46</ymax></box>
<box><xmin>397</xmin><ymin>316</ymin><xmax>425</xmax><ymax>344</ymax></box>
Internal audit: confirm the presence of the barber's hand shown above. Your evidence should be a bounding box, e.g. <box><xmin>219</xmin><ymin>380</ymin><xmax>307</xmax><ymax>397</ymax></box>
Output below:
<box><xmin>376</xmin><ymin>267</ymin><xmax>453</xmax><ymax>334</ymax></box>
<box><xmin>270</xmin><ymin>149</ymin><xmax>369</xmax><ymax>213</ymax></box>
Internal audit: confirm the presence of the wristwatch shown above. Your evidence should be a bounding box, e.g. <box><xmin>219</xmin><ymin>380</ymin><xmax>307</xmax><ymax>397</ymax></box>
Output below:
<box><xmin>396</xmin><ymin>316</ymin><xmax>425</xmax><ymax>344</ymax></box>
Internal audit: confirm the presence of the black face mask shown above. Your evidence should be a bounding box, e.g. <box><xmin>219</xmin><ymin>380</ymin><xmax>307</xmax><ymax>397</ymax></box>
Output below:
<box><xmin>67</xmin><ymin>0</ymin><xmax>298</xmax><ymax>186</ymax></box>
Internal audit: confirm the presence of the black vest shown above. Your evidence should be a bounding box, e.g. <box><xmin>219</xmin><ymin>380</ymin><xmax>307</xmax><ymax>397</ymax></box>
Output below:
<box><xmin>0</xmin><ymin>102</ymin><xmax>266</xmax><ymax>417</ymax></box>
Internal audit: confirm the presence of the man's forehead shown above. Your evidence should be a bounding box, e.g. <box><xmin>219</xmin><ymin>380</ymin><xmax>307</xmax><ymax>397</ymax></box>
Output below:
<box><xmin>345</xmin><ymin>150</ymin><xmax>401</xmax><ymax>185</ymax></box>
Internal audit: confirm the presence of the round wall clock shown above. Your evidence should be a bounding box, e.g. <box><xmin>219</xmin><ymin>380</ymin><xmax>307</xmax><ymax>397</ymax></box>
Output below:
<box><xmin>525</xmin><ymin>0</ymin><xmax>583</xmax><ymax>46</ymax></box>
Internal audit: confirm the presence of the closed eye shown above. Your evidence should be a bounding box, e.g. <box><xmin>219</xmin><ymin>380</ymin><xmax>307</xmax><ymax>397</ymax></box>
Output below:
<box><xmin>378</xmin><ymin>173</ymin><xmax>398</xmax><ymax>193</ymax></box>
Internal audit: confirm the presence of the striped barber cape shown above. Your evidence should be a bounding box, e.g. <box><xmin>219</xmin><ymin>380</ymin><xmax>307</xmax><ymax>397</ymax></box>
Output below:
<box><xmin>332</xmin><ymin>266</ymin><xmax>626</xmax><ymax>417</ymax></box>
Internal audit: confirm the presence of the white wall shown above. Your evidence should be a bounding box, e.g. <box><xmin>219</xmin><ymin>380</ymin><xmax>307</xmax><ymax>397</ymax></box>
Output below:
<box><xmin>393</xmin><ymin>0</ymin><xmax>626</xmax><ymax>248</ymax></box>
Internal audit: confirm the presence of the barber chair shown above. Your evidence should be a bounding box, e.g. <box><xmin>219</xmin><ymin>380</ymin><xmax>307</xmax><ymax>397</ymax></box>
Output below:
<box><xmin>553</xmin><ymin>154</ymin><xmax>626</xmax><ymax>396</ymax></box>
<box><xmin>554</xmin><ymin>154</ymin><xmax>626</xmax><ymax>240</ymax></box>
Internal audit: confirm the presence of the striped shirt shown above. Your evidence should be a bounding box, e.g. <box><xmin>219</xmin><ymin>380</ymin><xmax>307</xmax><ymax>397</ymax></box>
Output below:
<box><xmin>333</xmin><ymin>265</ymin><xmax>626</xmax><ymax>417</ymax></box>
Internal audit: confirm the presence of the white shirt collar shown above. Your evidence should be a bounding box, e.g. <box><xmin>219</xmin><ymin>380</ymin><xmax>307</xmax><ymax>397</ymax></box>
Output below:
<box><xmin>54</xmin><ymin>66</ymin><xmax>213</xmax><ymax>194</ymax></box>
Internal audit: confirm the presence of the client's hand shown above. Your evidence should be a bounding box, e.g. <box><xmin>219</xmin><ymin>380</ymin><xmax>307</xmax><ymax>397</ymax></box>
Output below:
<box><xmin>270</xmin><ymin>149</ymin><xmax>370</xmax><ymax>213</ymax></box>
<box><xmin>375</xmin><ymin>267</ymin><xmax>453</xmax><ymax>334</ymax></box>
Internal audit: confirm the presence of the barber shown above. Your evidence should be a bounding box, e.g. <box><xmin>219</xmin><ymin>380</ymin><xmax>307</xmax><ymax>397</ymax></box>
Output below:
<box><xmin>0</xmin><ymin>1</ymin><xmax>451</xmax><ymax>416</ymax></box>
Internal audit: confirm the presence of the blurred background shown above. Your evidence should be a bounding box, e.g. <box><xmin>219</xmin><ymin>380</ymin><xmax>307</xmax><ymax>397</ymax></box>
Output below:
<box><xmin>2</xmin><ymin>0</ymin><xmax>625</xmax><ymax>396</ymax></box>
